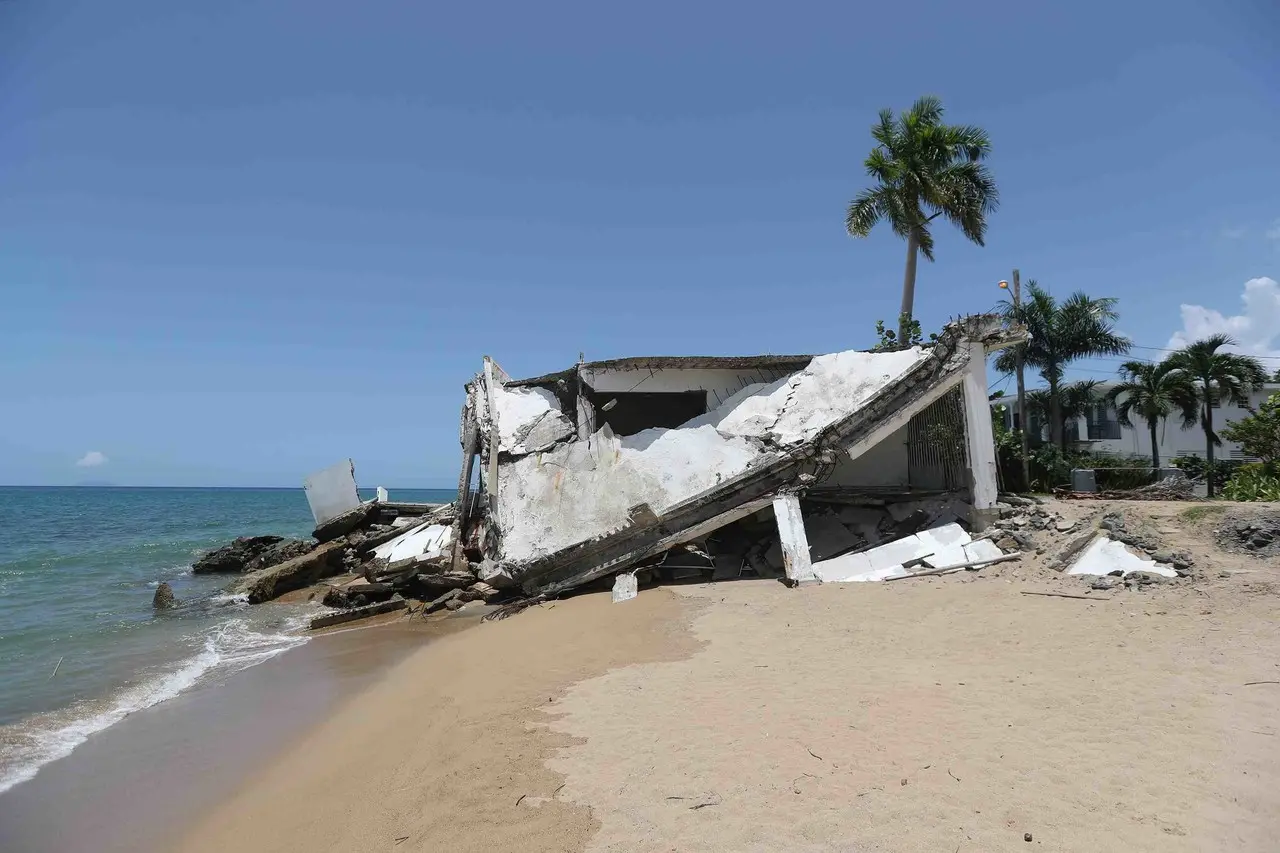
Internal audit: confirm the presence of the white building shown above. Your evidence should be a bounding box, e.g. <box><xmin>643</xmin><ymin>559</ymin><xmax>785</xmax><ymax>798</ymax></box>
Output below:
<box><xmin>995</xmin><ymin>382</ymin><xmax>1278</xmax><ymax>464</ymax></box>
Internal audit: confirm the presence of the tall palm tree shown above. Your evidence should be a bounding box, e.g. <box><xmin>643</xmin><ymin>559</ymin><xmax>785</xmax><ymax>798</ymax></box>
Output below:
<box><xmin>845</xmin><ymin>95</ymin><xmax>998</xmax><ymax>342</ymax></box>
<box><xmin>1166</xmin><ymin>334</ymin><xmax>1268</xmax><ymax>496</ymax></box>
<box><xmin>995</xmin><ymin>281</ymin><xmax>1131</xmax><ymax>448</ymax></box>
<box><xmin>1106</xmin><ymin>360</ymin><xmax>1198</xmax><ymax>470</ymax></box>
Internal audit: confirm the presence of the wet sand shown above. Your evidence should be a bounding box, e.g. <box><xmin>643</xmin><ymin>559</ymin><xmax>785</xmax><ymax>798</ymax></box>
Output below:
<box><xmin>173</xmin><ymin>587</ymin><xmax>696</xmax><ymax>853</ymax></box>
<box><xmin>0</xmin><ymin>612</ymin><xmax>478</xmax><ymax>853</ymax></box>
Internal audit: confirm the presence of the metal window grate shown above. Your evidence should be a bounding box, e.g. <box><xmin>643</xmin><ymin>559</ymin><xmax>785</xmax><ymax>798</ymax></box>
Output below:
<box><xmin>907</xmin><ymin>388</ymin><xmax>968</xmax><ymax>491</ymax></box>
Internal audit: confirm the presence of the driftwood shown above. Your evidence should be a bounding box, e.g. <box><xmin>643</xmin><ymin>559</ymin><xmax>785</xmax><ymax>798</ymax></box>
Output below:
<box><xmin>886</xmin><ymin>552</ymin><xmax>1022</xmax><ymax>582</ymax></box>
<box><xmin>1020</xmin><ymin>590</ymin><xmax>1110</xmax><ymax>602</ymax></box>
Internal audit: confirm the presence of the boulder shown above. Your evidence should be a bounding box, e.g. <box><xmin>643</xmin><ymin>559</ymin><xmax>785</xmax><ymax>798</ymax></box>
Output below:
<box><xmin>152</xmin><ymin>582</ymin><xmax>178</xmax><ymax>609</ymax></box>
<box><xmin>234</xmin><ymin>540</ymin><xmax>348</xmax><ymax>604</ymax></box>
<box><xmin>192</xmin><ymin>535</ymin><xmax>283</xmax><ymax>573</ymax></box>
<box><xmin>192</xmin><ymin>535</ymin><xmax>313</xmax><ymax>574</ymax></box>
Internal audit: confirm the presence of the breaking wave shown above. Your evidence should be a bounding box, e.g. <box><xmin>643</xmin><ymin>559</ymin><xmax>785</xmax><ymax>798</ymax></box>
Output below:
<box><xmin>0</xmin><ymin>615</ymin><xmax>311</xmax><ymax>795</ymax></box>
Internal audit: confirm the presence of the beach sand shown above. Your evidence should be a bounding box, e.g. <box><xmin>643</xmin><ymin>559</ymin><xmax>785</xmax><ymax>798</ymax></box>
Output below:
<box><xmin>174</xmin><ymin>560</ymin><xmax>1280</xmax><ymax>852</ymax></box>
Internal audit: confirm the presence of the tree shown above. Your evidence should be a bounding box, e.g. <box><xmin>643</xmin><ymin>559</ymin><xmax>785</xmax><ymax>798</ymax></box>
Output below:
<box><xmin>1024</xmin><ymin>380</ymin><xmax>1103</xmax><ymax>449</ymax></box>
<box><xmin>1106</xmin><ymin>360</ymin><xmax>1198</xmax><ymax>470</ymax></box>
<box><xmin>845</xmin><ymin>95</ymin><xmax>998</xmax><ymax>342</ymax></box>
<box><xmin>1221</xmin><ymin>392</ymin><xmax>1280</xmax><ymax>469</ymax></box>
<box><xmin>1166</xmin><ymin>334</ymin><xmax>1268</xmax><ymax>496</ymax></box>
<box><xmin>994</xmin><ymin>281</ymin><xmax>1131</xmax><ymax>448</ymax></box>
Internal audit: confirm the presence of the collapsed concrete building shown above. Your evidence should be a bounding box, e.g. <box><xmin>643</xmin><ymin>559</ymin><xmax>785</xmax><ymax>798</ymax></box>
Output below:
<box><xmin>447</xmin><ymin>314</ymin><xmax>1025</xmax><ymax>598</ymax></box>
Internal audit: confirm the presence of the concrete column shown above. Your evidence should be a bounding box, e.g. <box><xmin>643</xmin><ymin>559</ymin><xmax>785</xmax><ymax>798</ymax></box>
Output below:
<box><xmin>772</xmin><ymin>494</ymin><xmax>815</xmax><ymax>584</ymax></box>
<box><xmin>961</xmin><ymin>341</ymin><xmax>999</xmax><ymax>525</ymax></box>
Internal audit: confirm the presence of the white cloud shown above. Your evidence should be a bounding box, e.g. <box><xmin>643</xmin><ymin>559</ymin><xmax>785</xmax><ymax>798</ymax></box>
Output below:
<box><xmin>1167</xmin><ymin>276</ymin><xmax>1280</xmax><ymax>359</ymax></box>
<box><xmin>75</xmin><ymin>451</ymin><xmax>108</xmax><ymax>468</ymax></box>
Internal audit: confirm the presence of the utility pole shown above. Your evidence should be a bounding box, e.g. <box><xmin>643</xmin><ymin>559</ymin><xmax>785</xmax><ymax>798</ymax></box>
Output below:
<box><xmin>1012</xmin><ymin>269</ymin><xmax>1031</xmax><ymax>491</ymax></box>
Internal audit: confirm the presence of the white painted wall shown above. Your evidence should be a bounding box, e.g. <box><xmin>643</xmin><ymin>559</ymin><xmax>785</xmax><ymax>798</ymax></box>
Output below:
<box><xmin>823</xmin><ymin>424</ymin><xmax>910</xmax><ymax>487</ymax></box>
<box><xmin>997</xmin><ymin>383</ymin><xmax>1278</xmax><ymax>463</ymax></box>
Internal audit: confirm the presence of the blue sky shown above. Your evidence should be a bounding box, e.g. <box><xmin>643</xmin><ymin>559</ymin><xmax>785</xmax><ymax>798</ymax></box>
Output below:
<box><xmin>2</xmin><ymin>0</ymin><xmax>1277</xmax><ymax>487</ymax></box>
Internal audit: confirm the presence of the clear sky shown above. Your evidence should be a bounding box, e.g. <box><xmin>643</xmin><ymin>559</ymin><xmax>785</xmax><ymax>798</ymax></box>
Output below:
<box><xmin>2</xmin><ymin>0</ymin><xmax>1277</xmax><ymax>487</ymax></box>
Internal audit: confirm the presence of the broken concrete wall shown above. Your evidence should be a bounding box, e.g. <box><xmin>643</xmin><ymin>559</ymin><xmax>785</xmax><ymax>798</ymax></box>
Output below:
<box><xmin>489</xmin><ymin>347</ymin><xmax>933</xmax><ymax>565</ymax></box>
<box><xmin>494</xmin><ymin>422</ymin><xmax>767</xmax><ymax>563</ymax></box>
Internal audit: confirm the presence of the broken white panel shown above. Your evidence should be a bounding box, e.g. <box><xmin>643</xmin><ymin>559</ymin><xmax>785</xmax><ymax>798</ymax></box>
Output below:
<box><xmin>922</xmin><ymin>537</ymin><xmax>1004</xmax><ymax>568</ymax></box>
<box><xmin>376</xmin><ymin>486</ymin><xmax>389</xmax><ymax>502</ymax></box>
<box><xmin>303</xmin><ymin>459</ymin><xmax>362</xmax><ymax>527</ymax></box>
<box><xmin>1065</xmin><ymin>536</ymin><xmax>1177</xmax><ymax>578</ymax></box>
<box><xmin>493</xmin><ymin>385</ymin><xmax>575</xmax><ymax>455</ymax></box>
<box><xmin>812</xmin><ymin>523</ymin><xmax>972</xmax><ymax>583</ymax></box>
<box><xmin>373</xmin><ymin>524</ymin><xmax>454</xmax><ymax>564</ymax></box>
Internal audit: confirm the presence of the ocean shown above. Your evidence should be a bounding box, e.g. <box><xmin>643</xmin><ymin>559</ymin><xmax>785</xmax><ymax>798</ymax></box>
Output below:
<box><xmin>0</xmin><ymin>485</ymin><xmax>454</xmax><ymax>795</ymax></box>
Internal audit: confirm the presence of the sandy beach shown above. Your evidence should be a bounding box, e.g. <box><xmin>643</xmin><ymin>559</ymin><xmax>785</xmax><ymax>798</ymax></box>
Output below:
<box><xmin>171</xmin><ymin>502</ymin><xmax>1280</xmax><ymax>853</ymax></box>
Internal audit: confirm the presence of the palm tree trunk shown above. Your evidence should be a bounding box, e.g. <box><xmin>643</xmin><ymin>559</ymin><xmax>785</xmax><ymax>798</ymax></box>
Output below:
<box><xmin>898</xmin><ymin>231</ymin><xmax>919</xmax><ymax>343</ymax></box>
<box><xmin>1148</xmin><ymin>419</ymin><xmax>1160</xmax><ymax>470</ymax></box>
<box><xmin>1203</xmin><ymin>381</ymin><xmax>1216</xmax><ymax>497</ymax></box>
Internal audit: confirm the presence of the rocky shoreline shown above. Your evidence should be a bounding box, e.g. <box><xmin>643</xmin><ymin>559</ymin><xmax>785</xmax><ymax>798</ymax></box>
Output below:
<box><xmin>181</xmin><ymin>499</ymin><xmax>507</xmax><ymax>628</ymax></box>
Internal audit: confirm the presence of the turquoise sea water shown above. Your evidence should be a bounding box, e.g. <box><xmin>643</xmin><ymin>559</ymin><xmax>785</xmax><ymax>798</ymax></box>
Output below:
<box><xmin>0</xmin><ymin>485</ymin><xmax>453</xmax><ymax>794</ymax></box>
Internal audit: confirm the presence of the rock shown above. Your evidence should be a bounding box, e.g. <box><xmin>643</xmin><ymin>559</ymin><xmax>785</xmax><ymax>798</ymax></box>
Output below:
<box><xmin>995</xmin><ymin>536</ymin><xmax>1019</xmax><ymax>551</ymax></box>
<box><xmin>1090</xmin><ymin>577</ymin><xmax>1119</xmax><ymax>590</ymax></box>
<box><xmin>1029</xmin><ymin>516</ymin><xmax>1048</xmax><ymax>530</ymax></box>
<box><xmin>1219</xmin><ymin>571</ymin><xmax>1232</xmax><ymax>578</ymax></box>
<box><xmin>1024</xmin><ymin>833</ymin><xmax>1033</xmax><ymax>843</ymax></box>
<box><xmin>1171</xmin><ymin>552</ymin><xmax>1194</xmax><ymax>570</ymax></box>
<box><xmin>233</xmin><ymin>539</ymin><xmax>348</xmax><ymax>604</ymax></box>
<box><xmin>999</xmin><ymin>495</ymin><xmax>1035</xmax><ymax>507</ymax></box>
<box><xmin>191</xmin><ymin>535</ymin><xmax>313</xmax><ymax>575</ymax></box>
<box><xmin>192</xmin><ymin>535</ymin><xmax>283</xmax><ymax>573</ymax></box>
<box><xmin>1126</xmin><ymin>570</ymin><xmax>1169</xmax><ymax>586</ymax></box>
<box><xmin>152</xmin><ymin>582</ymin><xmax>178</xmax><ymax>609</ymax></box>
<box><xmin>1010</xmin><ymin>531</ymin><xmax>1035</xmax><ymax>549</ymax></box>
<box><xmin>443</xmin><ymin>597</ymin><xmax>466</xmax><ymax>611</ymax></box>
<box><xmin>1055</xmin><ymin>519</ymin><xmax>1076</xmax><ymax>533</ymax></box>
<box><xmin>1149</xmin><ymin>550</ymin><xmax>1174</xmax><ymax>564</ymax></box>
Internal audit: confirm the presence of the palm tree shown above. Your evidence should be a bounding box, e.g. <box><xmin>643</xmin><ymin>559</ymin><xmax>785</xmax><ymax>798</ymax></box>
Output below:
<box><xmin>1024</xmin><ymin>380</ymin><xmax>1103</xmax><ymax>448</ymax></box>
<box><xmin>1166</xmin><ymin>334</ymin><xmax>1268</xmax><ymax>496</ymax></box>
<box><xmin>1106</xmin><ymin>360</ymin><xmax>1198</xmax><ymax>470</ymax></box>
<box><xmin>845</xmin><ymin>96</ymin><xmax>998</xmax><ymax>342</ymax></box>
<box><xmin>995</xmin><ymin>281</ymin><xmax>1131</xmax><ymax>448</ymax></box>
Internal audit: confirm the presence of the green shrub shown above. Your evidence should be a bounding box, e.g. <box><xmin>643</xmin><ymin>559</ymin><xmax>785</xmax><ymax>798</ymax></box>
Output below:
<box><xmin>1221</xmin><ymin>464</ymin><xmax>1280</xmax><ymax>501</ymax></box>
<box><xmin>1171</xmin><ymin>455</ymin><xmax>1240</xmax><ymax>491</ymax></box>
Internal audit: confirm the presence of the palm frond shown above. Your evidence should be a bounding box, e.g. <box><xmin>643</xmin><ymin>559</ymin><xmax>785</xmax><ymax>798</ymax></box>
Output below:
<box><xmin>845</xmin><ymin>187</ymin><xmax>887</xmax><ymax>237</ymax></box>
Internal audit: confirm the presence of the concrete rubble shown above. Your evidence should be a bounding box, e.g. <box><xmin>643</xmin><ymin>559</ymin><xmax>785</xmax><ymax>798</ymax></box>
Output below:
<box><xmin>190</xmin><ymin>314</ymin><xmax>1050</xmax><ymax>625</ymax></box>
